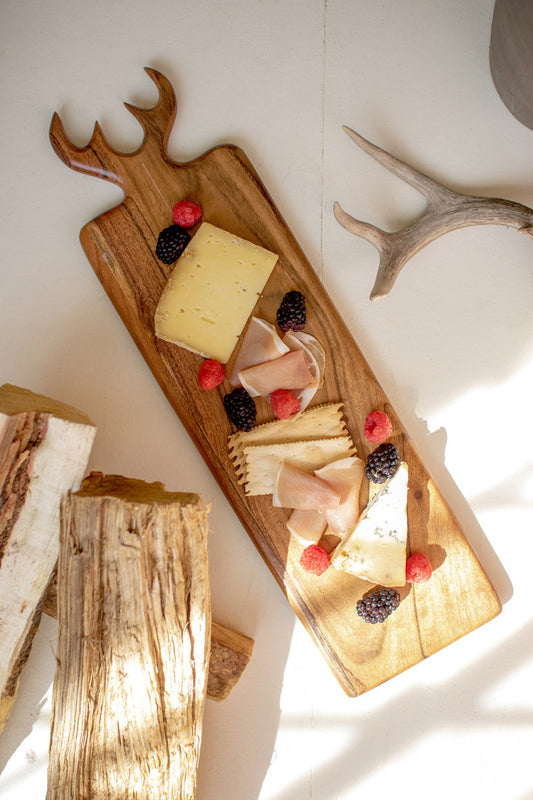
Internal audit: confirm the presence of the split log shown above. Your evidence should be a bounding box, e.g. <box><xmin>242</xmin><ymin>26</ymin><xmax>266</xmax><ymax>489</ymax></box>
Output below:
<box><xmin>0</xmin><ymin>384</ymin><xmax>96</xmax><ymax>735</ymax></box>
<box><xmin>47</xmin><ymin>473</ymin><xmax>211</xmax><ymax>800</ymax></box>
<box><xmin>44</xmin><ymin>581</ymin><xmax>254</xmax><ymax>702</ymax></box>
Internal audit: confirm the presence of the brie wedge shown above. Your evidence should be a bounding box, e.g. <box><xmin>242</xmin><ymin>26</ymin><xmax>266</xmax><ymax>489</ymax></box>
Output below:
<box><xmin>331</xmin><ymin>462</ymin><xmax>408</xmax><ymax>586</ymax></box>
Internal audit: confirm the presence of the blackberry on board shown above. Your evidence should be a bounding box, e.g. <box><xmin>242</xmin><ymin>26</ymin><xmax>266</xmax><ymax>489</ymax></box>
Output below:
<box><xmin>223</xmin><ymin>388</ymin><xmax>256</xmax><ymax>431</ymax></box>
<box><xmin>276</xmin><ymin>290</ymin><xmax>306</xmax><ymax>332</ymax></box>
<box><xmin>357</xmin><ymin>587</ymin><xmax>400</xmax><ymax>624</ymax></box>
<box><xmin>365</xmin><ymin>442</ymin><xmax>400</xmax><ymax>484</ymax></box>
<box><xmin>155</xmin><ymin>225</ymin><xmax>191</xmax><ymax>264</ymax></box>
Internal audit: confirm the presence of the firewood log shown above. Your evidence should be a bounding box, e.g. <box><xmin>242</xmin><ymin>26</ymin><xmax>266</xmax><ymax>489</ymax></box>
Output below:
<box><xmin>44</xmin><ymin>581</ymin><xmax>253</xmax><ymax>702</ymax></box>
<box><xmin>47</xmin><ymin>473</ymin><xmax>211</xmax><ymax>800</ymax></box>
<box><xmin>0</xmin><ymin>384</ymin><xmax>96</xmax><ymax>735</ymax></box>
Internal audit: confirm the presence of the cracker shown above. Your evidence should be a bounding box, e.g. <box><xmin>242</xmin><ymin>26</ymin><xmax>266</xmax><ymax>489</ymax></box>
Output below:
<box><xmin>243</xmin><ymin>436</ymin><xmax>356</xmax><ymax>495</ymax></box>
<box><xmin>228</xmin><ymin>402</ymin><xmax>348</xmax><ymax>480</ymax></box>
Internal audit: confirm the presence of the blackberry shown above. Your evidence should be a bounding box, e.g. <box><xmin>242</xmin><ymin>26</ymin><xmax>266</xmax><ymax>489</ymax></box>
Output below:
<box><xmin>223</xmin><ymin>388</ymin><xmax>256</xmax><ymax>431</ymax></box>
<box><xmin>155</xmin><ymin>225</ymin><xmax>191</xmax><ymax>264</ymax></box>
<box><xmin>276</xmin><ymin>290</ymin><xmax>306</xmax><ymax>332</ymax></box>
<box><xmin>357</xmin><ymin>587</ymin><xmax>400</xmax><ymax>624</ymax></box>
<box><xmin>365</xmin><ymin>442</ymin><xmax>400</xmax><ymax>484</ymax></box>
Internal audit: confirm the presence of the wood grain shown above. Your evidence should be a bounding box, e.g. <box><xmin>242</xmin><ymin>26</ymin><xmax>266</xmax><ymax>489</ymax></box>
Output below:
<box><xmin>44</xmin><ymin>579</ymin><xmax>254</xmax><ymax>702</ymax></box>
<box><xmin>47</xmin><ymin>473</ymin><xmax>210</xmax><ymax>800</ymax></box>
<box><xmin>49</xmin><ymin>69</ymin><xmax>501</xmax><ymax>696</ymax></box>
<box><xmin>0</xmin><ymin>384</ymin><xmax>96</xmax><ymax>735</ymax></box>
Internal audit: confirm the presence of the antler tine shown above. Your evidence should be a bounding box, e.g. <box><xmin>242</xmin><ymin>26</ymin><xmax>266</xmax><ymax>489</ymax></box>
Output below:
<box><xmin>49</xmin><ymin>112</ymin><xmax>122</xmax><ymax>185</ymax></box>
<box><xmin>335</xmin><ymin>126</ymin><xmax>533</xmax><ymax>300</ymax></box>
<box><xmin>123</xmin><ymin>67</ymin><xmax>177</xmax><ymax>151</ymax></box>
<box><xmin>333</xmin><ymin>201</ymin><xmax>389</xmax><ymax>249</ymax></box>
<box><xmin>342</xmin><ymin>126</ymin><xmax>454</xmax><ymax>204</ymax></box>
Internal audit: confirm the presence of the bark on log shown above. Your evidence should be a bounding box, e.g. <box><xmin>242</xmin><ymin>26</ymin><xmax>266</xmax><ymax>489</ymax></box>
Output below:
<box><xmin>47</xmin><ymin>473</ymin><xmax>211</xmax><ymax>800</ymax></box>
<box><xmin>44</xmin><ymin>581</ymin><xmax>253</xmax><ymax>702</ymax></box>
<box><xmin>0</xmin><ymin>384</ymin><xmax>96</xmax><ymax>735</ymax></box>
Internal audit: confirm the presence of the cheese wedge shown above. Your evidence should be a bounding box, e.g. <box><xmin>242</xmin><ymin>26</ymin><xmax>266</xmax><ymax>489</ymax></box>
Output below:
<box><xmin>154</xmin><ymin>223</ymin><xmax>278</xmax><ymax>363</ymax></box>
<box><xmin>331</xmin><ymin>462</ymin><xmax>408</xmax><ymax>586</ymax></box>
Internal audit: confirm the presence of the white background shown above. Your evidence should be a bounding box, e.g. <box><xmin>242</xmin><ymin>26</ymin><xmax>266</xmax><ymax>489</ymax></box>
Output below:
<box><xmin>1</xmin><ymin>1</ymin><xmax>532</xmax><ymax>798</ymax></box>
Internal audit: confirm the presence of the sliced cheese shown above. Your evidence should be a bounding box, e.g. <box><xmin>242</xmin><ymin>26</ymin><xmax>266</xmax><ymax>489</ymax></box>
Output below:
<box><xmin>330</xmin><ymin>462</ymin><xmax>408</xmax><ymax>586</ymax></box>
<box><xmin>154</xmin><ymin>222</ymin><xmax>278</xmax><ymax>363</ymax></box>
<box><xmin>243</xmin><ymin>436</ymin><xmax>356</xmax><ymax>495</ymax></box>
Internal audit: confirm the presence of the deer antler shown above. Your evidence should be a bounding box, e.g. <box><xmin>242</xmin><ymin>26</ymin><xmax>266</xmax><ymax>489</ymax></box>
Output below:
<box><xmin>49</xmin><ymin>68</ymin><xmax>177</xmax><ymax>192</ymax></box>
<box><xmin>334</xmin><ymin>126</ymin><xmax>533</xmax><ymax>300</ymax></box>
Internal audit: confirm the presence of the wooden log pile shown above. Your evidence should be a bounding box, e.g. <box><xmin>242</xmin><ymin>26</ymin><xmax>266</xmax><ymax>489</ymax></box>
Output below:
<box><xmin>0</xmin><ymin>385</ymin><xmax>254</xmax><ymax>798</ymax></box>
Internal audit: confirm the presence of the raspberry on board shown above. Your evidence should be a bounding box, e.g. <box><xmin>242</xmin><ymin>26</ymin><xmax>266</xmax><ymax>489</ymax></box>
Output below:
<box><xmin>406</xmin><ymin>552</ymin><xmax>433</xmax><ymax>583</ymax></box>
<box><xmin>270</xmin><ymin>388</ymin><xmax>300</xmax><ymax>419</ymax></box>
<box><xmin>198</xmin><ymin>359</ymin><xmax>225</xmax><ymax>390</ymax></box>
<box><xmin>300</xmin><ymin>544</ymin><xmax>330</xmax><ymax>576</ymax></box>
<box><xmin>172</xmin><ymin>200</ymin><xmax>203</xmax><ymax>229</ymax></box>
<box><xmin>364</xmin><ymin>410</ymin><xmax>393</xmax><ymax>443</ymax></box>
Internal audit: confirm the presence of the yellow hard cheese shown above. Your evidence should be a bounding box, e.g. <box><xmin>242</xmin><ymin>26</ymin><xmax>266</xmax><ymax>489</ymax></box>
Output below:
<box><xmin>154</xmin><ymin>222</ymin><xmax>278</xmax><ymax>363</ymax></box>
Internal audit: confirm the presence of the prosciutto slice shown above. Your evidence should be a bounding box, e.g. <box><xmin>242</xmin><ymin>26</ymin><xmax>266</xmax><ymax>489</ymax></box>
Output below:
<box><xmin>286</xmin><ymin>508</ymin><xmax>327</xmax><ymax>545</ymax></box>
<box><xmin>315</xmin><ymin>456</ymin><xmax>364</xmax><ymax>534</ymax></box>
<box><xmin>273</xmin><ymin>462</ymin><xmax>341</xmax><ymax>511</ymax></box>
<box><xmin>282</xmin><ymin>330</ymin><xmax>326</xmax><ymax>413</ymax></box>
<box><xmin>239</xmin><ymin>350</ymin><xmax>316</xmax><ymax>398</ymax></box>
<box><xmin>229</xmin><ymin>317</ymin><xmax>289</xmax><ymax>386</ymax></box>
<box><xmin>230</xmin><ymin>316</ymin><xmax>326</xmax><ymax>417</ymax></box>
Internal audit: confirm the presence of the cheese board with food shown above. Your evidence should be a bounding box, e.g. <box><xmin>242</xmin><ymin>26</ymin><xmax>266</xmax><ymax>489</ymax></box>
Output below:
<box><xmin>49</xmin><ymin>68</ymin><xmax>501</xmax><ymax>696</ymax></box>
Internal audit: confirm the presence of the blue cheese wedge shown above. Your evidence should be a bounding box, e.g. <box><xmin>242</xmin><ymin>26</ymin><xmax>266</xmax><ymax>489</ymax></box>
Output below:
<box><xmin>330</xmin><ymin>462</ymin><xmax>408</xmax><ymax>586</ymax></box>
<box><xmin>154</xmin><ymin>222</ymin><xmax>278</xmax><ymax>363</ymax></box>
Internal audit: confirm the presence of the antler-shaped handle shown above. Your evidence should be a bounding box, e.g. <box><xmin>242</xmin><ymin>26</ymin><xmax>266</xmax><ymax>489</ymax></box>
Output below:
<box><xmin>335</xmin><ymin>126</ymin><xmax>533</xmax><ymax>300</ymax></box>
<box><xmin>49</xmin><ymin>68</ymin><xmax>177</xmax><ymax>194</ymax></box>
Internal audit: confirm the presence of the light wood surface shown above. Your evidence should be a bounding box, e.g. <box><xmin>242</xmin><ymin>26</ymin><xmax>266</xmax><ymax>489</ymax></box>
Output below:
<box><xmin>49</xmin><ymin>69</ymin><xmax>501</xmax><ymax>696</ymax></box>
<box><xmin>47</xmin><ymin>473</ymin><xmax>210</xmax><ymax>800</ymax></box>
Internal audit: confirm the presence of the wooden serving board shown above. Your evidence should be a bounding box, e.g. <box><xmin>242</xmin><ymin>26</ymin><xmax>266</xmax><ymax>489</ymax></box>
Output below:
<box><xmin>49</xmin><ymin>69</ymin><xmax>501</xmax><ymax>696</ymax></box>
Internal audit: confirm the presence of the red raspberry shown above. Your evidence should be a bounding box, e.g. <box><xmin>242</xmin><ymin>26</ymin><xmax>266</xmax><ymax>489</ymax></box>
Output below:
<box><xmin>172</xmin><ymin>200</ymin><xmax>202</xmax><ymax>229</ymax></box>
<box><xmin>198</xmin><ymin>359</ymin><xmax>225</xmax><ymax>390</ymax></box>
<box><xmin>270</xmin><ymin>388</ymin><xmax>300</xmax><ymax>419</ymax></box>
<box><xmin>364</xmin><ymin>410</ymin><xmax>393</xmax><ymax>443</ymax></box>
<box><xmin>406</xmin><ymin>552</ymin><xmax>433</xmax><ymax>583</ymax></box>
<box><xmin>300</xmin><ymin>544</ymin><xmax>330</xmax><ymax>576</ymax></box>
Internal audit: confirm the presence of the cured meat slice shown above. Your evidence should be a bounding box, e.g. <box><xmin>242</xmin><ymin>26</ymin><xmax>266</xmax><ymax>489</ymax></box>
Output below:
<box><xmin>315</xmin><ymin>456</ymin><xmax>364</xmax><ymax>534</ymax></box>
<box><xmin>229</xmin><ymin>317</ymin><xmax>289</xmax><ymax>386</ymax></box>
<box><xmin>273</xmin><ymin>462</ymin><xmax>341</xmax><ymax>511</ymax></box>
<box><xmin>282</xmin><ymin>330</ymin><xmax>326</xmax><ymax>413</ymax></box>
<box><xmin>286</xmin><ymin>508</ymin><xmax>327</xmax><ymax>545</ymax></box>
<box><xmin>239</xmin><ymin>350</ymin><xmax>316</xmax><ymax>398</ymax></box>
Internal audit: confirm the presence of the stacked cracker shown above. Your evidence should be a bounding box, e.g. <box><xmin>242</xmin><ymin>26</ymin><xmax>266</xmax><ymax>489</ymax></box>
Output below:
<box><xmin>228</xmin><ymin>402</ymin><xmax>356</xmax><ymax>496</ymax></box>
